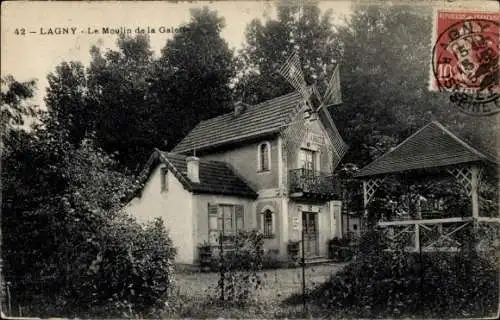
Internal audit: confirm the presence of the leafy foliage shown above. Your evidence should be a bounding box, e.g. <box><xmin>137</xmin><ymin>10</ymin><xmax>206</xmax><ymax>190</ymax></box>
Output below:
<box><xmin>0</xmin><ymin>75</ymin><xmax>38</xmax><ymax>131</ymax></box>
<box><xmin>84</xmin><ymin>217</ymin><xmax>176</xmax><ymax>317</ymax></box>
<box><xmin>2</xmin><ymin>128</ymin><xmax>177</xmax><ymax>317</ymax></box>
<box><xmin>335</xmin><ymin>4</ymin><xmax>499</xmax><ymax>166</ymax></box>
<box><xmin>235</xmin><ymin>3</ymin><xmax>342</xmax><ymax>104</ymax></box>
<box><xmin>215</xmin><ymin>230</ymin><xmax>264</xmax><ymax>305</ymax></box>
<box><xmin>288</xmin><ymin>229</ymin><xmax>498</xmax><ymax>318</ymax></box>
<box><xmin>86</xmin><ymin>34</ymin><xmax>159</xmax><ymax>171</ymax></box>
<box><xmin>44</xmin><ymin>8</ymin><xmax>235</xmax><ymax>172</ymax></box>
<box><xmin>153</xmin><ymin>7</ymin><xmax>235</xmax><ymax>148</ymax></box>
<box><xmin>45</xmin><ymin>62</ymin><xmax>92</xmax><ymax>146</ymax></box>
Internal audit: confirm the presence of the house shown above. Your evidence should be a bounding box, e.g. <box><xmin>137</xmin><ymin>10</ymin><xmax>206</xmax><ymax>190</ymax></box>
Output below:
<box><xmin>127</xmin><ymin>90</ymin><xmax>345</xmax><ymax>265</ymax></box>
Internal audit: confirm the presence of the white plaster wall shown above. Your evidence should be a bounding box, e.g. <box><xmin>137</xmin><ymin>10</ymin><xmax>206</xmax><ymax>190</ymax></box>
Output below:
<box><xmin>126</xmin><ymin>164</ymin><xmax>195</xmax><ymax>264</ymax></box>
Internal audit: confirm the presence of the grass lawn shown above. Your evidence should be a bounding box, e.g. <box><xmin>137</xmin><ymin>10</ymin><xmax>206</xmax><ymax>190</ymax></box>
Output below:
<box><xmin>170</xmin><ymin>263</ymin><xmax>347</xmax><ymax>318</ymax></box>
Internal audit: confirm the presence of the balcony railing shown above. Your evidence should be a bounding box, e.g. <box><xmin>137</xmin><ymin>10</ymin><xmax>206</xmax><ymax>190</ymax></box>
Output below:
<box><xmin>288</xmin><ymin>168</ymin><xmax>340</xmax><ymax>200</ymax></box>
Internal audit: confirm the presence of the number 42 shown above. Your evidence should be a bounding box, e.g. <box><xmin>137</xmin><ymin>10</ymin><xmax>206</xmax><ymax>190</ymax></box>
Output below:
<box><xmin>15</xmin><ymin>28</ymin><xmax>26</xmax><ymax>35</ymax></box>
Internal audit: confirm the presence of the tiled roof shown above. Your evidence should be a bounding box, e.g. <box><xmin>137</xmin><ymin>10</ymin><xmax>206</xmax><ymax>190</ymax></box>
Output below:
<box><xmin>141</xmin><ymin>149</ymin><xmax>257</xmax><ymax>198</ymax></box>
<box><xmin>172</xmin><ymin>91</ymin><xmax>304</xmax><ymax>153</ymax></box>
<box><xmin>355</xmin><ymin>121</ymin><xmax>498</xmax><ymax>178</ymax></box>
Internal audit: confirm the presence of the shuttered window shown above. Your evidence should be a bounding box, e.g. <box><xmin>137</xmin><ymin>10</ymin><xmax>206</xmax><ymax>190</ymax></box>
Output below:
<box><xmin>208</xmin><ymin>204</ymin><xmax>219</xmax><ymax>244</ymax></box>
<box><xmin>208</xmin><ymin>203</ymin><xmax>244</xmax><ymax>244</ymax></box>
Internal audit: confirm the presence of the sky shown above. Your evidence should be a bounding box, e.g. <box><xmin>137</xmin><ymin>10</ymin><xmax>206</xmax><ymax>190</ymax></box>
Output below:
<box><xmin>1</xmin><ymin>1</ymin><xmax>350</xmax><ymax>107</ymax></box>
<box><xmin>2</xmin><ymin>0</ymin><xmax>498</xmax><ymax>108</ymax></box>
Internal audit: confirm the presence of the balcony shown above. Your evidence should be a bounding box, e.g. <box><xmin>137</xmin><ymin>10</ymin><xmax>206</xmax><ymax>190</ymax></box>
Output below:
<box><xmin>288</xmin><ymin>168</ymin><xmax>341</xmax><ymax>201</ymax></box>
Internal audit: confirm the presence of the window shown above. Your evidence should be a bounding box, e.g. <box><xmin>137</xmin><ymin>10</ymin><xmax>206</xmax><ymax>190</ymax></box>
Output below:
<box><xmin>258</xmin><ymin>142</ymin><xmax>271</xmax><ymax>172</ymax></box>
<box><xmin>299</xmin><ymin>149</ymin><xmax>316</xmax><ymax>173</ymax></box>
<box><xmin>160</xmin><ymin>168</ymin><xmax>168</xmax><ymax>192</ymax></box>
<box><xmin>263</xmin><ymin>210</ymin><xmax>273</xmax><ymax>238</ymax></box>
<box><xmin>260</xmin><ymin>207</ymin><xmax>275</xmax><ymax>238</ymax></box>
<box><xmin>208</xmin><ymin>204</ymin><xmax>244</xmax><ymax>244</ymax></box>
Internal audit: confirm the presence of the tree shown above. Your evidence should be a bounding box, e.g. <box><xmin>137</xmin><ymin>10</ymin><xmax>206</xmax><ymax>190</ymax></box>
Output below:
<box><xmin>86</xmin><ymin>34</ymin><xmax>159</xmax><ymax>171</ymax></box>
<box><xmin>46</xmin><ymin>8</ymin><xmax>236</xmax><ymax>171</ymax></box>
<box><xmin>333</xmin><ymin>4</ymin><xmax>498</xmax><ymax>166</ymax></box>
<box><xmin>3</xmin><ymin>71</ymin><xmax>177</xmax><ymax>316</ymax></box>
<box><xmin>152</xmin><ymin>7</ymin><xmax>235</xmax><ymax>148</ymax></box>
<box><xmin>1</xmin><ymin>75</ymin><xmax>37</xmax><ymax>133</ymax></box>
<box><xmin>0</xmin><ymin>75</ymin><xmax>38</xmax><ymax>311</ymax></box>
<box><xmin>1</xmin><ymin>129</ymin><xmax>176</xmax><ymax>316</ymax></box>
<box><xmin>45</xmin><ymin>62</ymin><xmax>92</xmax><ymax>146</ymax></box>
<box><xmin>235</xmin><ymin>3</ymin><xmax>342</xmax><ymax>104</ymax></box>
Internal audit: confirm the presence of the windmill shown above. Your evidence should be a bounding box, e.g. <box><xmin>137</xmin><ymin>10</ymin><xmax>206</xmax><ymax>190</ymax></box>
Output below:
<box><xmin>278</xmin><ymin>50</ymin><xmax>347</xmax><ymax>173</ymax></box>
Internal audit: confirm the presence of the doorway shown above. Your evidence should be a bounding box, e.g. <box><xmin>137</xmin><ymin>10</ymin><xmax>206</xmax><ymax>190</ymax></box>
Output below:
<box><xmin>302</xmin><ymin>211</ymin><xmax>319</xmax><ymax>257</ymax></box>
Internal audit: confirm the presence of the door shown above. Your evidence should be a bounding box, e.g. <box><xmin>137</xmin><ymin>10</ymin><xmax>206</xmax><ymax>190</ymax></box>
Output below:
<box><xmin>302</xmin><ymin>211</ymin><xmax>319</xmax><ymax>257</ymax></box>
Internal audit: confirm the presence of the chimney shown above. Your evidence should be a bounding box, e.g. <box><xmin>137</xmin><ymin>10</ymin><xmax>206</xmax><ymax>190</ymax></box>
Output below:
<box><xmin>186</xmin><ymin>156</ymin><xmax>200</xmax><ymax>183</ymax></box>
<box><xmin>234</xmin><ymin>101</ymin><xmax>249</xmax><ymax>117</ymax></box>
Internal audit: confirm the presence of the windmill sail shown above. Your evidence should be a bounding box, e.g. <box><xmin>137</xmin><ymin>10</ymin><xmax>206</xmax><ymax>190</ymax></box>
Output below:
<box><xmin>278</xmin><ymin>51</ymin><xmax>311</xmax><ymax>102</ymax></box>
<box><xmin>323</xmin><ymin>64</ymin><xmax>342</xmax><ymax>106</ymax></box>
<box><xmin>278</xmin><ymin>52</ymin><xmax>347</xmax><ymax>172</ymax></box>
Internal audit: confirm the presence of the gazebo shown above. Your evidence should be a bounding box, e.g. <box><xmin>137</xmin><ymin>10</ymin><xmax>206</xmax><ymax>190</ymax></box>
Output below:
<box><xmin>354</xmin><ymin>121</ymin><xmax>499</xmax><ymax>251</ymax></box>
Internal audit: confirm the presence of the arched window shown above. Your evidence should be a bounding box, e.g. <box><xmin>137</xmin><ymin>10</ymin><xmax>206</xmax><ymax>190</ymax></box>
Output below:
<box><xmin>160</xmin><ymin>168</ymin><xmax>168</xmax><ymax>192</ymax></box>
<box><xmin>260</xmin><ymin>208</ymin><xmax>275</xmax><ymax>238</ymax></box>
<box><xmin>258</xmin><ymin>142</ymin><xmax>271</xmax><ymax>172</ymax></box>
<box><xmin>263</xmin><ymin>210</ymin><xmax>273</xmax><ymax>237</ymax></box>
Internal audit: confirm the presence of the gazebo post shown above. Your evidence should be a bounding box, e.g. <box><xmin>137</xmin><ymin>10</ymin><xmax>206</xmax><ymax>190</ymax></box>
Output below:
<box><xmin>470</xmin><ymin>165</ymin><xmax>480</xmax><ymax>226</ymax></box>
<box><xmin>362</xmin><ymin>180</ymin><xmax>368</xmax><ymax>229</ymax></box>
<box><xmin>414</xmin><ymin>223</ymin><xmax>420</xmax><ymax>252</ymax></box>
<box><xmin>470</xmin><ymin>165</ymin><xmax>480</xmax><ymax>219</ymax></box>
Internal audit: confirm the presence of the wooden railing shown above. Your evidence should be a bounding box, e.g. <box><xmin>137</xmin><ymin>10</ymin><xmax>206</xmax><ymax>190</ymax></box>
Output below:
<box><xmin>288</xmin><ymin>168</ymin><xmax>340</xmax><ymax>199</ymax></box>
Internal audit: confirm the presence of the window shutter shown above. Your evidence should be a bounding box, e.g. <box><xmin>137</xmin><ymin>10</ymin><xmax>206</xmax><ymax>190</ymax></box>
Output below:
<box><xmin>235</xmin><ymin>205</ymin><xmax>244</xmax><ymax>231</ymax></box>
<box><xmin>208</xmin><ymin>203</ymin><xmax>218</xmax><ymax>245</ymax></box>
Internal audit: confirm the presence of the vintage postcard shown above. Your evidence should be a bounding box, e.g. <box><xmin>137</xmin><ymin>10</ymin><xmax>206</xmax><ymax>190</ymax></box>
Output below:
<box><xmin>1</xmin><ymin>1</ymin><xmax>499</xmax><ymax>319</ymax></box>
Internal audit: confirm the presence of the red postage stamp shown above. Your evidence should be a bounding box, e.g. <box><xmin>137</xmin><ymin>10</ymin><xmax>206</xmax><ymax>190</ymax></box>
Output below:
<box><xmin>431</xmin><ymin>10</ymin><xmax>499</xmax><ymax>115</ymax></box>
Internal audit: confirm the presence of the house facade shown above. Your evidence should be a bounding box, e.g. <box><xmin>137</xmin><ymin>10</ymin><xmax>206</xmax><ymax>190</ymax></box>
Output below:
<box><xmin>127</xmin><ymin>90</ymin><xmax>345</xmax><ymax>265</ymax></box>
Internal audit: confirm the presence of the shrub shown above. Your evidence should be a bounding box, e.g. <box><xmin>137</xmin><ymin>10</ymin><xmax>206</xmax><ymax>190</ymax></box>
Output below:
<box><xmin>262</xmin><ymin>249</ymin><xmax>287</xmax><ymax>269</ymax></box>
<box><xmin>212</xmin><ymin>230</ymin><xmax>264</xmax><ymax>305</ymax></box>
<box><xmin>293</xmin><ymin>236</ymin><xmax>498</xmax><ymax>318</ymax></box>
<box><xmin>84</xmin><ymin>216</ymin><xmax>177</xmax><ymax>317</ymax></box>
<box><xmin>287</xmin><ymin>240</ymin><xmax>300</xmax><ymax>264</ymax></box>
<box><xmin>2</xmin><ymin>139</ymin><xmax>178</xmax><ymax>317</ymax></box>
<box><xmin>5</xmin><ymin>215</ymin><xmax>177</xmax><ymax>318</ymax></box>
<box><xmin>328</xmin><ymin>237</ymin><xmax>354</xmax><ymax>261</ymax></box>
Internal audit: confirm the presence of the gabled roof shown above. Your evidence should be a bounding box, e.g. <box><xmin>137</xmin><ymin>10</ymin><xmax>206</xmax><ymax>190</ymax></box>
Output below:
<box><xmin>355</xmin><ymin>121</ymin><xmax>498</xmax><ymax>178</ymax></box>
<box><xmin>172</xmin><ymin>91</ymin><xmax>304</xmax><ymax>153</ymax></box>
<box><xmin>137</xmin><ymin>149</ymin><xmax>258</xmax><ymax>199</ymax></box>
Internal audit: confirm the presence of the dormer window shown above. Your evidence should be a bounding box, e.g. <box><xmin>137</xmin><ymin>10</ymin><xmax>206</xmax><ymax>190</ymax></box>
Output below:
<box><xmin>257</xmin><ymin>142</ymin><xmax>271</xmax><ymax>172</ymax></box>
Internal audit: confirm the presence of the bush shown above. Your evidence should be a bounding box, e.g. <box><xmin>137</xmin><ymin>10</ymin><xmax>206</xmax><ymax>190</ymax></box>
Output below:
<box><xmin>287</xmin><ymin>240</ymin><xmax>300</xmax><ymax>264</ymax></box>
<box><xmin>262</xmin><ymin>249</ymin><xmax>288</xmax><ymax>269</ymax></box>
<box><xmin>294</xmin><ymin>239</ymin><xmax>498</xmax><ymax>318</ymax></box>
<box><xmin>5</xmin><ymin>215</ymin><xmax>177</xmax><ymax>318</ymax></box>
<box><xmin>2</xmin><ymin>139</ymin><xmax>178</xmax><ymax>318</ymax></box>
<box><xmin>328</xmin><ymin>237</ymin><xmax>354</xmax><ymax>261</ymax></box>
<box><xmin>211</xmin><ymin>230</ymin><xmax>264</xmax><ymax>305</ymax></box>
<box><xmin>84</xmin><ymin>216</ymin><xmax>177</xmax><ymax>317</ymax></box>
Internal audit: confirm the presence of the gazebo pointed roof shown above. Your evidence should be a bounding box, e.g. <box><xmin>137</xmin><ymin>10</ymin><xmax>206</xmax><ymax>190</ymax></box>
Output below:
<box><xmin>355</xmin><ymin>121</ymin><xmax>498</xmax><ymax>178</ymax></box>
